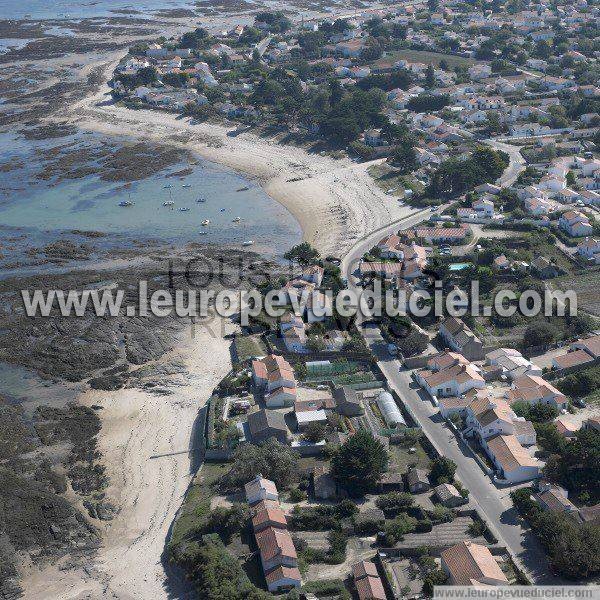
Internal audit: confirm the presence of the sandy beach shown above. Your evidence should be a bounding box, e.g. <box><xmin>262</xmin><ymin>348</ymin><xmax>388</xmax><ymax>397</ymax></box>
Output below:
<box><xmin>21</xmin><ymin>315</ymin><xmax>236</xmax><ymax>600</ymax></box>
<box><xmin>21</xmin><ymin>51</ymin><xmax>419</xmax><ymax>600</ymax></box>
<box><xmin>70</xmin><ymin>63</ymin><xmax>418</xmax><ymax>258</ymax></box>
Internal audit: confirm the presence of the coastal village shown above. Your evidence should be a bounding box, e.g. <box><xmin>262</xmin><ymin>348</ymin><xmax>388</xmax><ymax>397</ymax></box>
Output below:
<box><xmin>108</xmin><ymin>0</ymin><xmax>600</xmax><ymax>598</ymax></box>
<box><xmin>3</xmin><ymin>0</ymin><xmax>597</xmax><ymax>599</ymax></box>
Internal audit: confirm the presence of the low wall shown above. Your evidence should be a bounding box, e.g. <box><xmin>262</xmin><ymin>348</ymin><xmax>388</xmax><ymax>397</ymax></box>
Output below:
<box><xmin>403</xmin><ymin>354</ymin><xmax>430</xmax><ymax>369</ymax></box>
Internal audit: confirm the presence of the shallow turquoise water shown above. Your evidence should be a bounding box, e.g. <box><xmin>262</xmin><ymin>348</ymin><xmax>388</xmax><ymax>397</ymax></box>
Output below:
<box><xmin>0</xmin><ymin>131</ymin><xmax>302</xmax><ymax>259</ymax></box>
<box><xmin>1</xmin><ymin>0</ymin><xmax>196</xmax><ymax>20</ymax></box>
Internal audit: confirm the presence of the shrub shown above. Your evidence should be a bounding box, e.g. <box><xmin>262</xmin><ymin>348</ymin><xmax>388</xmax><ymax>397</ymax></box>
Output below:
<box><xmin>429</xmin><ymin>457</ymin><xmax>456</xmax><ymax>485</ymax></box>
<box><xmin>375</xmin><ymin>492</ymin><xmax>414</xmax><ymax>515</ymax></box>
<box><xmin>288</xmin><ymin>487</ymin><xmax>307</xmax><ymax>503</ymax></box>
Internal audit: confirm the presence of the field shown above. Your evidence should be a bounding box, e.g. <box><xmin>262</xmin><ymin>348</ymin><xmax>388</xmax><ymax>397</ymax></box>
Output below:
<box><xmin>553</xmin><ymin>268</ymin><xmax>600</xmax><ymax>316</ymax></box>
<box><xmin>374</xmin><ymin>49</ymin><xmax>478</xmax><ymax>69</ymax></box>
<box><xmin>168</xmin><ymin>462</ymin><xmax>226</xmax><ymax>549</ymax></box>
<box><xmin>388</xmin><ymin>438</ymin><xmax>430</xmax><ymax>472</ymax></box>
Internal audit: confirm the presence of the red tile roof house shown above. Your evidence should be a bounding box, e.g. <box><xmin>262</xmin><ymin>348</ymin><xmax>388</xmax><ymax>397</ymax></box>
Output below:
<box><xmin>441</xmin><ymin>541</ymin><xmax>509</xmax><ymax>586</ymax></box>
<box><xmin>554</xmin><ymin>416</ymin><xmax>580</xmax><ymax>439</ymax></box>
<box><xmin>551</xmin><ymin>349</ymin><xmax>595</xmax><ymax>371</ymax></box>
<box><xmin>264</xmin><ymin>565</ymin><xmax>302</xmax><ymax>593</ymax></box>
<box><xmin>252</xmin><ymin>354</ymin><xmax>292</xmax><ymax>389</ymax></box>
<box><xmin>245</xmin><ymin>475</ymin><xmax>279</xmax><ymax>506</ymax></box>
<box><xmin>352</xmin><ymin>561</ymin><xmax>387</xmax><ymax>600</ymax></box>
<box><xmin>255</xmin><ymin>526</ymin><xmax>298</xmax><ymax>572</ymax></box>
<box><xmin>534</xmin><ymin>485</ymin><xmax>580</xmax><ymax>519</ymax></box>
<box><xmin>439</xmin><ymin>317</ymin><xmax>485</xmax><ymax>361</ymax></box>
<box><xmin>416</xmin><ymin>363</ymin><xmax>485</xmax><ymax>398</ymax></box>
<box><xmin>506</xmin><ymin>374</ymin><xmax>568</xmax><ymax>410</ymax></box>
<box><xmin>571</xmin><ymin>334</ymin><xmax>600</xmax><ymax>359</ymax></box>
<box><xmin>465</xmin><ymin>397</ymin><xmax>536</xmax><ymax>446</ymax></box>
<box><xmin>252</xmin><ymin>354</ymin><xmax>297</xmax><ymax>408</ymax></box>
<box><xmin>427</xmin><ymin>351</ymin><xmax>469</xmax><ymax>372</ymax></box>
<box><xmin>252</xmin><ymin>504</ymin><xmax>288</xmax><ymax>532</ymax></box>
<box><xmin>480</xmin><ymin>433</ymin><xmax>539</xmax><ymax>483</ymax></box>
<box><xmin>359</xmin><ymin>261</ymin><xmax>404</xmax><ymax>281</ymax></box>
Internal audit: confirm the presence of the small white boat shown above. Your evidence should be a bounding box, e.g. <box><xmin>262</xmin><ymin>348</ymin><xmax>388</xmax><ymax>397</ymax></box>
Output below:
<box><xmin>118</xmin><ymin>200</ymin><xmax>134</xmax><ymax>207</ymax></box>
<box><xmin>196</xmin><ymin>197</ymin><xmax>206</xmax><ymax>203</ymax></box>
<box><xmin>232</xmin><ymin>216</ymin><xmax>241</xmax><ymax>222</ymax></box>
<box><xmin>179</xmin><ymin>207</ymin><xmax>190</xmax><ymax>212</ymax></box>
<box><xmin>201</xmin><ymin>219</ymin><xmax>210</xmax><ymax>226</ymax></box>
<box><xmin>220</xmin><ymin>208</ymin><xmax>226</xmax><ymax>212</ymax></box>
<box><xmin>242</xmin><ymin>240</ymin><xmax>254</xmax><ymax>246</ymax></box>
<box><xmin>163</xmin><ymin>184</ymin><xmax>172</xmax><ymax>189</ymax></box>
<box><xmin>199</xmin><ymin>231</ymin><xmax>208</xmax><ymax>235</ymax></box>
<box><xmin>163</xmin><ymin>201</ymin><xmax>175</xmax><ymax>206</ymax></box>
<box><xmin>182</xmin><ymin>184</ymin><xmax>192</xmax><ymax>188</ymax></box>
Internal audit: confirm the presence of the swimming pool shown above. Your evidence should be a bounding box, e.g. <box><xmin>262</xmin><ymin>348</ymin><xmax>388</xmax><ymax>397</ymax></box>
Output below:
<box><xmin>448</xmin><ymin>262</ymin><xmax>471</xmax><ymax>271</ymax></box>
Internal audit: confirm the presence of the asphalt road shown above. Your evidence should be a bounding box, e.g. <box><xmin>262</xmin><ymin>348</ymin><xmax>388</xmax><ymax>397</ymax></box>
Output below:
<box><xmin>484</xmin><ymin>138</ymin><xmax>527</xmax><ymax>187</ymax></box>
<box><xmin>338</xmin><ymin>147</ymin><xmax>568</xmax><ymax>584</ymax></box>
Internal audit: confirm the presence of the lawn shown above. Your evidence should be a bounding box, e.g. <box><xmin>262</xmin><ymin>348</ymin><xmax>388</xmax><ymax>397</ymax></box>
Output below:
<box><xmin>368</xmin><ymin>163</ymin><xmax>425</xmax><ymax>196</ymax></box>
<box><xmin>388</xmin><ymin>438</ymin><xmax>430</xmax><ymax>472</ymax></box>
<box><xmin>374</xmin><ymin>49</ymin><xmax>478</xmax><ymax>69</ymax></box>
<box><xmin>234</xmin><ymin>334</ymin><xmax>267</xmax><ymax>362</ymax></box>
<box><xmin>168</xmin><ymin>462</ymin><xmax>227</xmax><ymax>549</ymax></box>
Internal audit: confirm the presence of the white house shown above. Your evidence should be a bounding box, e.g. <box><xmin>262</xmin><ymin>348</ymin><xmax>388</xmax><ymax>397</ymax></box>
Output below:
<box><xmin>417</xmin><ymin>363</ymin><xmax>485</xmax><ymax>398</ymax></box>
<box><xmin>559</xmin><ymin>210</ymin><xmax>593</xmax><ymax>237</ymax></box>
<box><xmin>441</xmin><ymin>542</ymin><xmax>509</xmax><ymax>586</ymax></box>
<box><xmin>481</xmin><ymin>433</ymin><xmax>539</xmax><ymax>483</ymax></box>
<box><xmin>485</xmin><ymin>348</ymin><xmax>542</xmax><ymax>380</ymax></box>
<box><xmin>265</xmin><ymin>566</ymin><xmax>302</xmax><ymax>593</ymax></box>
<box><xmin>576</xmin><ymin>237</ymin><xmax>600</xmax><ymax>262</ymax></box>
<box><xmin>506</xmin><ymin>374</ymin><xmax>568</xmax><ymax>410</ymax></box>
<box><xmin>245</xmin><ymin>475</ymin><xmax>279</xmax><ymax>505</ymax></box>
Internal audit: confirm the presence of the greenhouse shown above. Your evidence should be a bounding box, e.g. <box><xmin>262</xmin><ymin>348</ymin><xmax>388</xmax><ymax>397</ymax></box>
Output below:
<box><xmin>377</xmin><ymin>391</ymin><xmax>406</xmax><ymax>428</ymax></box>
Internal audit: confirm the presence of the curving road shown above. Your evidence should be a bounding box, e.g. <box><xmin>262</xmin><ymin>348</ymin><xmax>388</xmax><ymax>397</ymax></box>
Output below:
<box><xmin>338</xmin><ymin>143</ymin><xmax>564</xmax><ymax>585</ymax></box>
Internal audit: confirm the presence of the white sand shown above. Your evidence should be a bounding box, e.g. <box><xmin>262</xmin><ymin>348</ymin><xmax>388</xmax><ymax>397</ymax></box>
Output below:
<box><xmin>70</xmin><ymin>63</ymin><xmax>418</xmax><ymax>258</ymax></box>
<box><xmin>22</xmin><ymin>54</ymin><xmax>421</xmax><ymax>600</ymax></box>
<box><xmin>21</xmin><ymin>317</ymin><xmax>236</xmax><ymax>600</ymax></box>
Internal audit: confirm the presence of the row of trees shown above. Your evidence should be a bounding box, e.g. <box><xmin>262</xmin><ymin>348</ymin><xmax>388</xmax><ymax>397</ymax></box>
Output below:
<box><xmin>511</xmin><ymin>486</ymin><xmax>600</xmax><ymax>580</ymax></box>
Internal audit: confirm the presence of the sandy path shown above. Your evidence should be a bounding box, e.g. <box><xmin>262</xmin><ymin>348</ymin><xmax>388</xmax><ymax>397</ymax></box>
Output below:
<box><xmin>69</xmin><ymin>70</ymin><xmax>418</xmax><ymax>258</ymax></box>
<box><xmin>22</xmin><ymin>316</ymin><xmax>236</xmax><ymax>600</ymax></box>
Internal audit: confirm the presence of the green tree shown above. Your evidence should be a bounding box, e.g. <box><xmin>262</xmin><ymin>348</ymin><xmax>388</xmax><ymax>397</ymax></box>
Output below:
<box><xmin>190</xmin><ymin>535</ymin><xmax>272</xmax><ymax>599</ymax></box>
<box><xmin>523</xmin><ymin>321</ymin><xmax>557</xmax><ymax>348</ymax></box>
<box><xmin>485</xmin><ymin>111</ymin><xmax>504</xmax><ymax>135</ymax></box>
<box><xmin>423</xmin><ymin>569</ymin><xmax>448</xmax><ymax>596</ymax></box>
<box><xmin>376</xmin><ymin>492</ymin><xmax>414</xmax><ymax>514</ymax></box>
<box><xmin>390</xmin><ymin>144</ymin><xmax>417</xmax><ymax>174</ymax></box>
<box><xmin>425</xmin><ymin>64</ymin><xmax>435</xmax><ymax>89</ymax></box>
<box><xmin>284</xmin><ymin>242</ymin><xmax>320</xmax><ymax>266</ymax></box>
<box><xmin>384</xmin><ymin>513</ymin><xmax>418</xmax><ymax>544</ymax></box>
<box><xmin>534</xmin><ymin>422</ymin><xmax>567</xmax><ymax>454</ymax></box>
<box><xmin>303</xmin><ymin>422</ymin><xmax>327</xmax><ymax>443</ymax></box>
<box><xmin>429</xmin><ymin>457</ymin><xmax>456</xmax><ymax>485</ymax></box>
<box><xmin>180</xmin><ymin>27</ymin><xmax>209</xmax><ymax>49</ymax></box>
<box><xmin>251</xmin><ymin>78</ymin><xmax>286</xmax><ymax>106</ymax></box>
<box><xmin>331</xmin><ymin>431</ymin><xmax>388</xmax><ymax>497</ymax></box>
<box><xmin>223</xmin><ymin>439</ymin><xmax>300</xmax><ymax>489</ymax></box>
